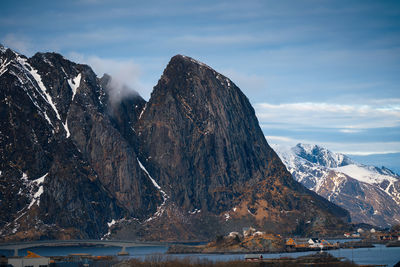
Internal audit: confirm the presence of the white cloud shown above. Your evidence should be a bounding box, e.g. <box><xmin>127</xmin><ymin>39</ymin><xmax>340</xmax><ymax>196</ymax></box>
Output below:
<box><xmin>261</xmin><ymin>101</ymin><xmax>400</xmax><ymax>154</ymax></box>
<box><xmin>2</xmin><ymin>34</ymin><xmax>34</xmax><ymax>56</ymax></box>
<box><xmin>68</xmin><ymin>52</ymin><xmax>152</xmax><ymax>100</ymax></box>
<box><xmin>338</xmin><ymin>128</ymin><xmax>363</xmax><ymax>134</ymax></box>
<box><xmin>255</xmin><ymin>102</ymin><xmax>400</xmax><ymax>130</ymax></box>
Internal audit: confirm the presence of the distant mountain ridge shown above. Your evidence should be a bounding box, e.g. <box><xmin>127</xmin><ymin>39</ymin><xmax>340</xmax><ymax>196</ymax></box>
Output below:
<box><xmin>273</xmin><ymin>143</ymin><xmax>400</xmax><ymax>228</ymax></box>
<box><xmin>0</xmin><ymin>45</ymin><xmax>349</xmax><ymax>242</ymax></box>
<box><xmin>348</xmin><ymin>153</ymin><xmax>400</xmax><ymax>176</ymax></box>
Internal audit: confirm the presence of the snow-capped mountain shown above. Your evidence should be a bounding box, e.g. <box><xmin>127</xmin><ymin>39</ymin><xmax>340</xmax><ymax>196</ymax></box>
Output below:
<box><xmin>272</xmin><ymin>143</ymin><xmax>400</xmax><ymax>228</ymax></box>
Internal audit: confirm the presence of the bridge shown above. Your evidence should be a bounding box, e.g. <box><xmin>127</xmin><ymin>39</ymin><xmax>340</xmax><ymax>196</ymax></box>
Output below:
<box><xmin>0</xmin><ymin>240</ymin><xmax>167</xmax><ymax>256</ymax></box>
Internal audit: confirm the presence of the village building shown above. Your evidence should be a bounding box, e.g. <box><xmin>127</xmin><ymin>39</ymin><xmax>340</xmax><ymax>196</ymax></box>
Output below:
<box><xmin>285</xmin><ymin>238</ymin><xmax>297</xmax><ymax>247</ymax></box>
<box><xmin>308</xmin><ymin>238</ymin><xmax>320</xmax><ymax>248</ymax></box>
<box><xmin>228</xmin><ymin>231</ymin><xmax>240</xmax><ymax>238</ymax></box>
<box><xmin>242</xmin><ymin>227</ymin><xmax>256</xmax><ymax>237</ymax></box>
<box><xmin>253</xmin><ymin>231</ymin><xmax>265</xmax><ymax>237</ymax></box>
<box><xmin>244</xmin><ymin>254</ymin><xmax>263</xmax><ymax>262</ymax></box>
<box><xmin>7</xmin><ymin>251</ymin><xmax>50</xmax><ymax>267</ymax></box>
<box><xmin>352</xmin><ymin>232</ymin><xmax>361</xmax><ymax>237</ymax></box>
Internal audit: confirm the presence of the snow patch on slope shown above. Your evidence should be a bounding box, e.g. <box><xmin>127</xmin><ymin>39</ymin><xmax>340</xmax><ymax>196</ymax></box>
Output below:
<box><xmin>137</xmin><ymin>158</ymin><xmax>169</xmax><ymax>222</ymax></box>
<box><xmin>16</xmin><ymin>56</ymin><xmax>72</xmax><ymax>137</ymax></box>
<box><xmin>334</xmin><ymin>164</ymin><xmax>398</xmax><ymax>185</ymax></box>
<box><xmin>27</xmin><ymin>173</ymin><xmax>48</xmax><ymax>209</ymax></box>
<box><xmin>17</xmin><ymin>57</ymin><xmax>61</xmax><ymax>120</ymax></box>
<box><xmin>68</xmin><ymin>73</ymin><xmax>81</xmax><ymax>100</ymax></box>
<box><xmin>64</xmin><ymin>119</ymin><xmax>71</xmax><ymax>138</ymax></box>
<box><xmin>0</xmin><ymin>59</ymin><xmax>11</xmax><ymax>77</ymax></box>
<box><xmin>138</xmin><ymin>103</ymin><xmax>147</xmax><ymax>120</ymax></box>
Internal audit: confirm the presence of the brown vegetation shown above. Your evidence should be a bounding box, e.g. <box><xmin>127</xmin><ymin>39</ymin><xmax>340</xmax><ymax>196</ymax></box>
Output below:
<box><xmin>114</xmin><ymin>253</ymin><xmax>359</xmax><ymax>267</ymax></box>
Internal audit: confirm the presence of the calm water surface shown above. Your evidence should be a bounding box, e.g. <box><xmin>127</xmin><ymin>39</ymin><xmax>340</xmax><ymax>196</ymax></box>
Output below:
<box><xmin>1</xmin><ymin>243</ymin><xmax>399</xmax><ymax>266</ymax></box>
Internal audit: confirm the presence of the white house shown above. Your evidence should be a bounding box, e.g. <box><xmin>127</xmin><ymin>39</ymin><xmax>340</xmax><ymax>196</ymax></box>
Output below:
<box><xmin>308</xmin><ymin>238</ymin><xmax>320</xmax><ymax>248</ymax></box>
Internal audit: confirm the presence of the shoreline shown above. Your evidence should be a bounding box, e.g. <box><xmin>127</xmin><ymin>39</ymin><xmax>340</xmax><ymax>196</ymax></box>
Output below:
<box><xmin>167</xmin><ymin>240</ymin><xmax>376</xmax><ymax>255</ymax></box>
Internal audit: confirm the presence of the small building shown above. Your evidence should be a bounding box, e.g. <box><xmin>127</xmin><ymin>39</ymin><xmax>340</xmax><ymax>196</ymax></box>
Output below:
<box><xmin>320</xmin><ymin>240</ymin><xmax>332</xmax><ymax>247</ymax></box>
<box><xmin>242</xmin><ymin>227</ymin><xmax>256</xmax><ymax>237</ymax></box>
<box><xmin>285</xmin><ymin>238</ymin><xmax>296</xmax><ymax>247</ymax></box>
<box><xmin>344</xmin><ymin>233</ymin><xmax>351</xmax><ymax>238</ymax></box>
<box><xmin>357</xmin><ymin>228</ymin><xmax>364</xmax><ymax>233</ymax></box>
<box><xmin>253</xmin><ymin>231</ymin><xmax>265</xmax><ymax>237</ymax></box>
<box><xmin>8</xmin><ymin>251</ymin><xmax>50</xmax><ymax>267</ymax></box>
<box><xmin>308</xmin><ymin>238</ymin><xmax>320</xmax><ymax>248</ymax></box>
<box><xmin>228</xmin><ymin>231</ymin><xmax>240</xmax><ymax>238</ymax></box>
<box><xmin>370</xmin><ymin>228</ymin><xmax>376</xmax><ymax>233</ymax></box>
<box><xmin>293</xmin><ymin>238</ymin><xmax>309</xmax><ymax>248</ymax></box>
<box><xmin>352</xmin><ymin>232</ymin><xmax>361</xmax><ymax>237</ymax></box>
<box><xmin>244</xmin><ymin>254</ymin><xmax>263</xmax><ymax>262</ymax></box>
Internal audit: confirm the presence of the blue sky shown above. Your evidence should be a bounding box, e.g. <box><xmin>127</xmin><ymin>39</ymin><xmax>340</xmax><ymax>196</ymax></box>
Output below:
<box><xmin>1</xmin><ymin>0</ymin><xmax>399</xmax><ymax>156</ymax></box>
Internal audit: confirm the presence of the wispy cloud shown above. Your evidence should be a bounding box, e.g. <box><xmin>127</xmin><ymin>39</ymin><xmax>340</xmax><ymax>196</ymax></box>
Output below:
<box><xmin>68</xmin><ymin>52</ymin><xmax>152</xmax><ymax>101</ymax></box>
<box><xmin>255</xmin><ymin>102</ymin><xmax>400</xmax><ymax>130</ymax></box>
<box><xmin>2</xmin><ymin>34</ymin><xmax>34</xmax><ymax>56</ymax></box>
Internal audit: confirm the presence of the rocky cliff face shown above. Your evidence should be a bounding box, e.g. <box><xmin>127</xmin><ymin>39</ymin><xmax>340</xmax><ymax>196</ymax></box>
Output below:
<box><xmin>137</xmin><ymin>55</ymin><xmax>295</xmax><ymax>213</ymax></box>
<box><xmin>123</xmin><ymin>55</ymin><xmax>350</xmax><ymax>239</ymax></box>
<box><xmin>273</xmin><ymin>143</ymin><xmax>400</xmax><ymax>228</ymax></box>
<box><xmin>0</xmin><ymin>46</ymin><xmax>160</xmax><ymax>241</ymax></box>
<box><xmin>0</xmin><ymin>46</ymin><xmax>350</xmax><ymax>241</ymax></box>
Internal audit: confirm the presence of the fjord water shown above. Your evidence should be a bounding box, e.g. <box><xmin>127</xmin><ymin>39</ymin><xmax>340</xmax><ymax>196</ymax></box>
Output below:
<box><xmin>1</xmin><ymin>244</ymin><xmax>399</xmax><ymax>266</ymax></box>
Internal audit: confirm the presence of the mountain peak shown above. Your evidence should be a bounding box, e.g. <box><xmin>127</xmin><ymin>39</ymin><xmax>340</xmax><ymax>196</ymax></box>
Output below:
<box><xmin>293</xmin><ymin>143</ymin><xmax>352</xmax><ymax>168</ymax></box>
<box><xmin>273</xmin><ymin>142</ymin><xmax>400</xmax><ymax>228</ymax></box>
<box><xmin>162</xmin><ymin>54</ymin><xmax>218</xmax><ymax>80</ymax></box>
<box><xmin>170</xmin><ymin>54</ymin><xmax>211</xmax><ymax>68</ymax></box>
<box><xmin>153</xmin><ymin>54</ymin><xmax>234</xmax><ymax>100</ymax></box>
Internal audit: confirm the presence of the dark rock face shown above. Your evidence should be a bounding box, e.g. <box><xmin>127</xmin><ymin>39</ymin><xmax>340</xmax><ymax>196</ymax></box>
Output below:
<box><xmin>134</xmin><ymin>55</ymin><xmax>349</xmax><ymax>238</ymax></box>
<box><xmin>0</xmin><ymin>46</ymin><xmax>349</xmax><ymax>241</ymax></box>
<box><xmin>0</xmin><ymin>46</ymin><xmax>160</xmax><ymax>241</ymax></box>
<box><xmin>67</xmin><ymin>70</ymin><xmax>161</xmax><ymax>217</ymax></box>
<box><xmin>138</xmin><ymin>55</ymin><xmax>292</xmax><ymax>213</ymax></box>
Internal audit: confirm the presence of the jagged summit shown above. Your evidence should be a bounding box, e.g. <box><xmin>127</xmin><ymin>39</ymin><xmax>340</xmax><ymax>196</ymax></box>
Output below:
<box><xmin>171</xmin><ymin>54</ymin><xmax>214</xmax><ymax>69</ymax></box>
<box><xmin>293</xmin><ymin>143</ymin><xmax>353</xmax><ymax>168</ymax></box>
<box><xmin>153</xmin><ymin>54</ymin><xmax>235</xmax><ymax>96</ymax></box>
